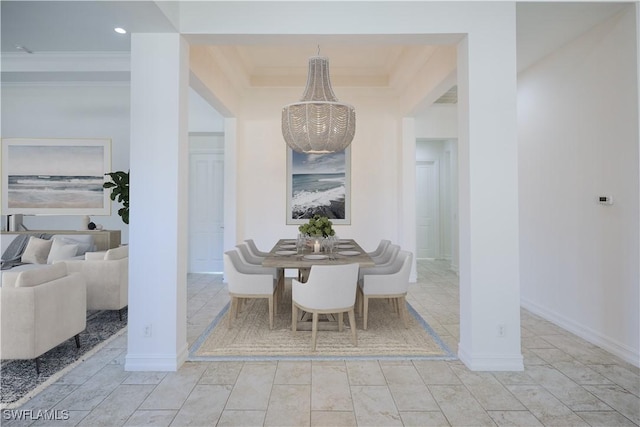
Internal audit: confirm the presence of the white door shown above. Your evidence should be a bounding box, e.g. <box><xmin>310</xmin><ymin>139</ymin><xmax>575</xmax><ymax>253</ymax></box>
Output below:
<box><xmin>416</xmin><ymin>161</ymin><xmax>439</xmax><ymax>259</ymax></box>
<box><xmin>189</xmin><ymin>152</ymin><xmax>224</xmax><ymax>272</ymax></box>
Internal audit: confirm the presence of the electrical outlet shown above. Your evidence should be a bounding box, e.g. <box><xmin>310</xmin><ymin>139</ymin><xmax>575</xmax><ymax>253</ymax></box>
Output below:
<box><xmin>497</xmin><ymin>324</ymin><xmax>506</xmax><ymax>338</ymax></box>
<box><xmin>144</xmin><ymin>324</ymin><xmax>152</xmax><ymax>337</ymax></box>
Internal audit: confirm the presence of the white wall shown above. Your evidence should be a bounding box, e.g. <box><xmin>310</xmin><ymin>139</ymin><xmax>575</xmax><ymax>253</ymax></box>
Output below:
<box><xmin>1</xmin><ymin>84</ymin><xmax>222</xmax><ymax>242</ymax></box>
<box><xmin>415</xmin><ymin>104</ymin><xmax>458</xmax><ymax>139</ymax></box>
<box><xmin>518</xmin><ymin>6</ymin><xmax>639</xmax><ymax>365</ymax></box>
<box><xmin>235</xmin><ymin>86</ymin><xmax>403</xmax><ymax>253</ymax></box>
<box><xmin>188</xmin><ymin>88</ymin><xmax>224</xmax><ymax>133</ymax></box>
<box><xmin>1</xmin><ymin>84</ymin><xmax>131</xmax><ymax>240</ymax></box>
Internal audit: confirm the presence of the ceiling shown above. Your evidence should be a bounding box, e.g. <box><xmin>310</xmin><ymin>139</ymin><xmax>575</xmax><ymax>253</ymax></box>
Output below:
<box><xmin>0</xmin><ymin>1</ymin><xmax>629</xmax><ymax>87</ymax></box>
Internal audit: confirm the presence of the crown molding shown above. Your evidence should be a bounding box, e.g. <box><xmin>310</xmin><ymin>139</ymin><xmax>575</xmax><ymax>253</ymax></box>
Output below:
<box><xmin>2</xmin><ymin>51</ymin><xmax>130</xmax><ymax>73</ymax></box>
<box><xmin>1</xmin><ymin>80</ymin><xmax>130</xmax><ymax>88</ymax></box>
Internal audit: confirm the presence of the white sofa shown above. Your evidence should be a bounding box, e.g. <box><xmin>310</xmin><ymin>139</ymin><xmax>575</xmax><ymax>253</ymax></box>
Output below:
<box><xmin>1</xmin><ymin>233</ymin><xmax>96</xmax><ymax>277</ymax></box>
<box><xmin>0</xmin><ymin>263</ymin><xmax>87</xmax><ymax>373</ymax></box>
<box><xmin>61</xmin><ymin>245</ymin><xmax>128</xmax><ymax>319</ymax></box>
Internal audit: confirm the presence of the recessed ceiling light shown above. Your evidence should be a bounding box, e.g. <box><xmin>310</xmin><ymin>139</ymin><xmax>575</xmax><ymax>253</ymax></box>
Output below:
<box><xmin>15</xmin><ymin>45</ymin><xmax>33</xmax><ymax>54</ymax></box>
<box><xmin>114</xmin><ymin>27</ymin><xmax>127</xmax><ymax>34</ymax></box>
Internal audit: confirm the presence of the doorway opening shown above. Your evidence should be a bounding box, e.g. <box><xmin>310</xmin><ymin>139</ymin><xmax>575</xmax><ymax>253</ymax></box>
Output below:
<box><xmin>415</xmin><ymin>139</ymin><xmax>458</xmax><ymax>272</ymax></box>
<box><xmin>188</xmin><ymin>132</ymin><xmax>225</xmax><ymax>273</ymax></box>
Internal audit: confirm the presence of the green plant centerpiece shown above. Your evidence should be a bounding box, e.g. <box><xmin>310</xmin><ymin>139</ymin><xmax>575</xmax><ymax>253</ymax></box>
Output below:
<box><xmin>298</xmin><ymin>215</ymin><xmax>335</xmax><ymax>238</ymax></box>
<box><xmin>103</xmin><ymin>171</ymin><xmax>129</xmax><ymax>224</ymax></box>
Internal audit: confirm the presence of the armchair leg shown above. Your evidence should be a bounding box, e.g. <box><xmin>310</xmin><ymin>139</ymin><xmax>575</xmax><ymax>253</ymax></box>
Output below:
<box><xmin>35</xmin><ymin>357</ymin><xmax>41</xmax><ymax>375</ymax></box>
<box><xmin>118</xmin><ymin>309</ymin><xmax>124</xmax><ymax>321</ymax></box>
<box><xmin>268</xmin><ymin>295</ymin><xmax>274</xmax><ymax>330</ymax></box>
<box><xmin>75</xmin><ymin>334</ymin><xmax>81</xmax><ymax>348</ymax></box>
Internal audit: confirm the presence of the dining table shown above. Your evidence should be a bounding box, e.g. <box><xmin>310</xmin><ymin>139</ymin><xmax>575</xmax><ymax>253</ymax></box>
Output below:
<box><xmin>262</xmin><ymin>238</ymin><xmax>375</xmax><ymax>330</ymax></box>
<box><xmin>262</xmin><ymin>238</ymin><xmax>375</xmax><ymax>271</ymax></box>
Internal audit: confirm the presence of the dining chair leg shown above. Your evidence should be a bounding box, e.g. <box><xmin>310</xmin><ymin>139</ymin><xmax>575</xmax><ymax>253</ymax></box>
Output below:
<box><xmin>268</xmin><ymin>295</ymin><xmax>274</xmax><ymax>330</ymax></box>
<box><xmin>357</xmin><ymin>287</ymin><xmax>364</xmax><ymax>316</ymax></box>
<box><xmin>311</xmin><ymin>312</ymin><xmax>319</xmax><ymax>351</ymax></box>
<box><xmin>228</xmin><ymin>297</ymin><xmax>237</xmax><ymax>328</ymax></box>
<box><xmin>363</xmin><ymin>296</ymin><xmax>370</xmax><ymax>330</ymax></box>
<box><xmin>348</xmin><ymin>308</ymin><xmax>357</xmax><ymax>346</ymax></box>
<box><xmin>400</xmin><ymin>296</ymin><xmax>409</xmax><ymax>328</ymax></box>
<box><xmin>273</xmin><ymin>288</ymin><xmax>278</xmax><ymax>316</ymax></box>
<box><xmin>338</xmin><ymin>312</ymin><xmax>344</xmax><ymax>332</ymax></box>
<box><xmin>292</xmin><ymin>303</ymin><xmax>297</xmax><ymax>332</ymax></box>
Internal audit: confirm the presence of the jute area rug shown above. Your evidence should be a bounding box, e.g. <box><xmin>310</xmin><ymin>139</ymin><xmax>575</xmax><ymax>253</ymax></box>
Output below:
<box><xmin>190</xmin><ymin>281</ymin><xmax>454</xmax><ymax>360</ymax></box>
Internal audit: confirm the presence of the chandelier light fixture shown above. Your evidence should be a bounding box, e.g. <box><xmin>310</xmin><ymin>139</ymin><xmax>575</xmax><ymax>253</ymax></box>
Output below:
<box><xmin>282</xmin><ymin>53</ymin><xmax>355</xmax><ymax>154</ymax></box>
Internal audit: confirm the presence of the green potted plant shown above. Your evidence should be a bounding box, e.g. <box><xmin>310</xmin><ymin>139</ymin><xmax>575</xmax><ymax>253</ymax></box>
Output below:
<box><xmin>298</xmin><ymin>215</ymin><xmax>335</xmax><ymax>238</ymax></box>
<box><xmin>103</xmin><ymin>171</ymin><xmax>129</xmax><ymax>224</ymax></box>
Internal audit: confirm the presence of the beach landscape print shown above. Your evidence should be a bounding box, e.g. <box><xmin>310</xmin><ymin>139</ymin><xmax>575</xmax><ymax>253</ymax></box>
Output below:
<box><xmin>2</xmin><ymin>138</ymin><xmax>111</xmax><ymax>215</ymax></box>
<box><xmin>287</xmin><ymin>148</ymin><xmax>350</xmax><ymax>224</ymax></box>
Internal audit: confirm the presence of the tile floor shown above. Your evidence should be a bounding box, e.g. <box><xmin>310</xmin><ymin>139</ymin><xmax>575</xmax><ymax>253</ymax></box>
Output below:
<box><xmin>2</xmin><ymin>260</ymin><xmax>639</xmax><ymax>426</ymax></box>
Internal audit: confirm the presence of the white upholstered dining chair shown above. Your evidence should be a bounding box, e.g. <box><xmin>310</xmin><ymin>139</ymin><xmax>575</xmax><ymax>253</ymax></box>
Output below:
<box><xmin>357</xmin><ymin>250</ymin><xmax>413</xmax><ymax>330</ymax></box>
<box><xmin>367</xmin><ymin>239</ymin><xmax>391</xmax><ymax>260</ymax></box>
<box><xmin>291</xmin><ymin>263</ymin><xmax>360</xmax><ymax>351</ymax></box>
<box><xmin>224</xmin><ymin>249</ymin><xmax>278</xmax><ymax>329</ymax></box>
<box><xmin>236</xmin><ymin>242</ymin><xmax>284</xmax><ymax>297</ymax></box>
<box><xmin>235</xmin><ymin>242</ymin><xmax>266</xmax><ymax>265</ymax></box>
<box><xmin>358</xmin><ymin>244</ymin><xmax>400</xmax><ymax>281</ymax></box>
<box><xmin>243</xmin><ymin>239</ymin><xmax>271</xmax><ymax>258</ymax></box>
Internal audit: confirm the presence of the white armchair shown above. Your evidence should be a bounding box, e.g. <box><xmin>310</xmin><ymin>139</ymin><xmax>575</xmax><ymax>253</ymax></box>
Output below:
<box><xmin>291</xmin><ymin>263</ymin><xmax>360</xmax><ymax>351</ymax></box>
<box><xmin>358</xmin><ymin>250</ymin><xmax>413</xmax><ymax>330</ymax></box>
<box><xmin>62</xmin><ymin>245</ymin><xmax>128</xmax><ymax>320</ymax></box>
<box><xmin>0</xmin><ymin>263</ymin><xmax>87</xmax><ymax>373</ymax></box>
<box><xmin>224</xmin><ymin>249</ymin><xmax>278</xmax><ymax>329</ymax></box>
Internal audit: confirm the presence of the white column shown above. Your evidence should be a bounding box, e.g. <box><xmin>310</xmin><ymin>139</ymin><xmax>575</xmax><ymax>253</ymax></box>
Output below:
<box><xmin>400</xmin><ymin>117</ymin><xmax>418</xmax><ymax>282</ymax></box>
<box><xmin>456</xmin><ymin>8</ymin><xmax>524</xmax><ymax>370</ymax></box>
<box><xmin>125</xmin><ymin>33</ymin><xmax>189</xmax><ymax>371</ymax></box>
<box><xmin>223</xmin><ymin>117</ymin><xmax>237</xmax><ymax>255</ymax></box>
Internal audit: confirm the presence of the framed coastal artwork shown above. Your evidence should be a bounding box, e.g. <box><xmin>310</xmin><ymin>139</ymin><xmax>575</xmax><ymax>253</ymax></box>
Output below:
<box><xmin>1</xmin><ymin>138</ymin><xmax>111</xmax><ymax>215</ymax></box>
<box><xmin>286</xmin><ymin>147</ymin><xmax>351</xmax><ymax>225</ymax></box>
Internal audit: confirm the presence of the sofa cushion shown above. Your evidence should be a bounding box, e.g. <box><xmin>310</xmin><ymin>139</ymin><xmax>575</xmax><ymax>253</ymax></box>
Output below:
<box><xmin>47</xmin><ymin>238</ymin><xmax>79</xmax><ymax>264</ymax></box>
<box><xmin>50</xmin><ymin>235</ymin><xmax>95</xmax><ymax>256</ymax></box>
<box><xmin>104</xmin><ymin>246</ymin><xmax>128</xmax><ymax>260</ymax></box>
<box><xmin>20</xmin><ymin>236</ymin><xmax>53</xmax><ymax>264</ymax></box>
<box><xmin>15</xmin><ymin>263</ymin><xmax>68</xmax><ymax>288</ymax></box>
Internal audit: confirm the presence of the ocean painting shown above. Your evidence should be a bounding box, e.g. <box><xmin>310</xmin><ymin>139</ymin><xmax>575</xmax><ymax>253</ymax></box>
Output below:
<box><xmin>8</xmin><ymin>175</ymin><xmax>105</xmax><ymax>209</ymax></box>
<box><xmin>288</xmin><ymin>149</ymin><xmax>350</xmax><ymax>223</ymax></box>
<box><xmin>2</xmin><ymin>139</ymin><xmax>111</xmax><ymax>214</ymax></box>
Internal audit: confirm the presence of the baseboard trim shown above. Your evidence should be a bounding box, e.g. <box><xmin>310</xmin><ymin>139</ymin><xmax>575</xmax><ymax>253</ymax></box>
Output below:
<box><xmin>125</xmin><ymin>342</ymin><xmax>189</xmax><ymax>371</ymax></box>
<box><xmin>458</xmin><ymin>345</ymin><xmax>524</xmax><ymax>371</ymax></box>
<box><xmin>521</xmin><ymin>297</ymin><xmax>640</xmax><ymax>368</ymax></box>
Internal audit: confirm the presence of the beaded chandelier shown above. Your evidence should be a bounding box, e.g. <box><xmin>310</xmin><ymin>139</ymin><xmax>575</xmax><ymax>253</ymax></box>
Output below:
<box><xmin>282</xmin><ymin>56</ymin><xmax>355</xmax><ymax>154</ymax></box>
